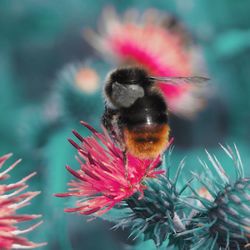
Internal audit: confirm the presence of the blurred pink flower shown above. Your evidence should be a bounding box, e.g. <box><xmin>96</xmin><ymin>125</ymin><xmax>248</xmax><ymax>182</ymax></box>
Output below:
<box><xmin>0</xmin><ymin>153</ymin><xmax>46</xmax><ymax>249</ymax></box>
<box><xmin>56</xmin><ymin>121</ymin><xmax>166</xmax><ymax>216</ymax></box>
<box><xmin>85</xmin><ymin>8</ymin><xmax>207</xmax><ymax>118</ymax></box>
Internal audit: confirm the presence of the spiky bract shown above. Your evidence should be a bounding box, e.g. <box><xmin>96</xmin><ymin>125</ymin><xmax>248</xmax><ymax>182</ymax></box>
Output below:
<box><xmin>111</xmin><ymin>154</ymin><xmax>188</xmax><ymax>247</ymax></box>
<box><xmin>180</xmin><ymin>145</ymin><xmax>250</xmax><ymax>249</ymax></box>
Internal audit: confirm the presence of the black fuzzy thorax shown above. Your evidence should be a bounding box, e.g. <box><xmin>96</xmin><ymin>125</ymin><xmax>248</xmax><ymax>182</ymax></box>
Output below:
<box><xmin>120</xmin><ymin>93</ymin><xmax>168</xmax><ymax>128</ymax></box>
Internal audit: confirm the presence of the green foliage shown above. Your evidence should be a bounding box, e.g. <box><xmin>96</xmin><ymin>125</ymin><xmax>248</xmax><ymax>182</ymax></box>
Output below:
<box><xmin>42</xmin><ymin>127</ymin><xmax>75</xmax><ymax>250</ymax></box>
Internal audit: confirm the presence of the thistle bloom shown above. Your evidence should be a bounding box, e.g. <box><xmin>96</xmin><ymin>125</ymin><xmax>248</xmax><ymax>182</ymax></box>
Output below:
<box><xmin>54</xmin><ymin>63</ymin><xmax>103</xmax><ymax>126</ymax></box>
<box><xmin>102</xmin><ymin>145</ymin><xmax>250</xmax><ymax>249</ymax></box>
<box><xmin>0</xmin><ymin>153</ymin><xmax>46</xmax><ymax>249</ymax></box>
<box><xmin>85</xmin><ymin>8</ymin><xmax>207</xmax><ymax>117</ymax></box>
<box><xmin>56</xmin><ymin>121</ymin><xmax>165</xmax><ymax>216</ymax></box>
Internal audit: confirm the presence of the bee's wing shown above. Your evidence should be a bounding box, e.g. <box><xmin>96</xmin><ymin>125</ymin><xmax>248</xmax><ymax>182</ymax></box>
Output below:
<box><xmin>149</xmin><ymin>76</ymin><xmax>210</xmax><ymax>86</ymax></box>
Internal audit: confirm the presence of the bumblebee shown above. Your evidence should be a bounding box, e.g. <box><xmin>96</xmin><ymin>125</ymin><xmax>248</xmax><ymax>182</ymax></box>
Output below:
<box><xmin>102</xmin><ymin>67</ymin><xmax>208</xmax><ymax>159</ymax></box>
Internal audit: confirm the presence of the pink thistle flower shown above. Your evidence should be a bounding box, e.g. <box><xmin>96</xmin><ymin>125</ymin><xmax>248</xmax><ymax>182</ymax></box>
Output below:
<box><xmin>85</xmin><ymin>8</ymin><xmax>208</xmax><ymax>118</ymax></box>
<box><xmin>56</xmin><ymin>121</ymin><xmax>166</xmax><ymax>216</ymax></box>
<box><xmin>0</xmin><ymin>153</ymin><xmax>46</xmax><ymax>249</ymax></box>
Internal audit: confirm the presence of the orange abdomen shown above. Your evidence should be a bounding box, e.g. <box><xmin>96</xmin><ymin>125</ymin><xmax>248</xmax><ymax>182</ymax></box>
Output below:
<box><xmin>124</xmin><ymin>124</ymin><xmax>170</xmax><ymax>159</ymax></box>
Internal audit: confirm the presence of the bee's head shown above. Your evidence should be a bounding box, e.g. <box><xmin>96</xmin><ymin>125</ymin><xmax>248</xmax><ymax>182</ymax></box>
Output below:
<box><xmin>109</xmin><ymin>67</ymin><xmax>152</xmax><ymax>86</ymax></box>
<box><xmin>105</xmin><ymin>67</ymin><xmax>153</xmax><ymax>108</ymax></box>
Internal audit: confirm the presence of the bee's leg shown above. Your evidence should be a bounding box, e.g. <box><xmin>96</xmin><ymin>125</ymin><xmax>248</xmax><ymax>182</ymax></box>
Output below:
<box><xmin>114</xmin><ymin>121</ymin><xmax>129</xmax><ymax>178</ymax></box>
<box><xmin>102</xmin><ymin>106</ymin><xmax>129</xmax><ymax>177</ymax></box>
<box><xmin>102</xmin><ymin>106</ymin><xmax>121</xmax><ymax>144</ymax></box>
<box><xmin>122</xmin><ymin>148</ymin><xmax>128</xmax><ymax>179</ymax></box>
<box><xmin>113</xmin><ymin>123</ymin><xmax>129</xmax><ymax>178</ymax></box>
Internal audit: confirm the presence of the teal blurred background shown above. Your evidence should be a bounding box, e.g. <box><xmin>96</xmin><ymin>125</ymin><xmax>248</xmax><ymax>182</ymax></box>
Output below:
<box><xmin>1</xmin><ymin>1</ymin><xmax>250</xmax><ymax>249</ymax></box>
